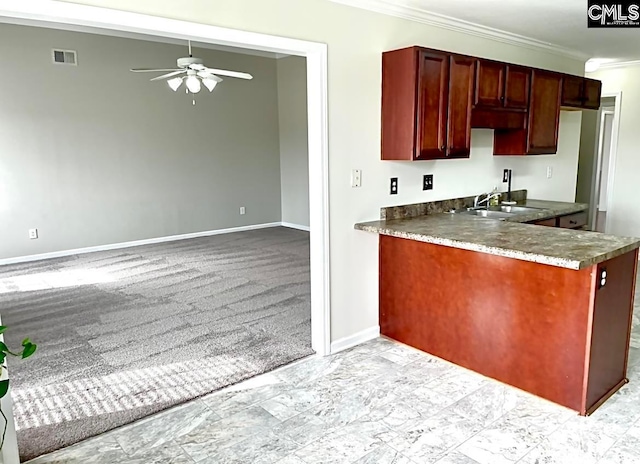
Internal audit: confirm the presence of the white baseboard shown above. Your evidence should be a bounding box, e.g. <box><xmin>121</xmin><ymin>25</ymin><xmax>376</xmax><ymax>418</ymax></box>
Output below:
<box><xmin>330</xmin><ymin>326</ymin><xmax>380</xmax><ymax>354</ymax></box>
<box><xmin>280</xmin><ymin>222</ymin><xmax>310</xmax><ymax>232</ymax></box>
<box><xmin>0</xmin><ymin>222</ymin><xmax>282</xmax><ymax>266</ymax></box>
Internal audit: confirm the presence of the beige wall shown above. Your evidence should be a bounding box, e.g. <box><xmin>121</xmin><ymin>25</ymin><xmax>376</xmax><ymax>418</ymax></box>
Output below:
<box><xmin>0</xmin><ymin>23</ymin><xmax>284</xmax><ymax>259</ymax></box>
<box><xmin>29</xmin><ymin>0</ymin><xmax>585</xmax><ymax>342</ymax></box>
<box><xmin>277</xmin><ymin>56</ymin><xmax>309</xmax><ymax>228</ymax></box>
<box><xmin>588</xmin><ymin>66</ymin><xmax>640</xmax><ymax>237</ymax></box>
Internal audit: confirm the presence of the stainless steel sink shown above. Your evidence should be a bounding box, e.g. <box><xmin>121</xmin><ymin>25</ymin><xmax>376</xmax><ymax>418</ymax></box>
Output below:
<box><xmin>491</xmin><ymin>205</ymin><xmax>542</xmax><ymax>213</ymax></box>
<box><xmin>461</xmin><ymin>209</ymin><xmax>515</xmax><ymax>219</ymax></box>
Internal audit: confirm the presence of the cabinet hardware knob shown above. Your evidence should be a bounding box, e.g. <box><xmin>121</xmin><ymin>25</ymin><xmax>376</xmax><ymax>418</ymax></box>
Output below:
<box><xmin>570</xmin><ymin>220</ymin><xmax>577</xmax><ymax>224</ymax></box>
<box><xmin>441</xmin><ymin>145</ymin><xmax>446</xmax><ymax>151</ymax></box>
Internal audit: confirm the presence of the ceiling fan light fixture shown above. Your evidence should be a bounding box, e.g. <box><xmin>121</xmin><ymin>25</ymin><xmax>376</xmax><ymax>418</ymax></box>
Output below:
<box><xmin>185</xmin><ymin>75</ymin><xmax>201</xmax><ymax>94</ymax></box>
<box><xmin>202</xmin><ymin>77</ymin><xmax>218</xmax><ymax>92</ymax></box>
<box><xmin>167</xmin><ymin>77</ymin><xmax>183</xmax><ymax>91</ymax></box>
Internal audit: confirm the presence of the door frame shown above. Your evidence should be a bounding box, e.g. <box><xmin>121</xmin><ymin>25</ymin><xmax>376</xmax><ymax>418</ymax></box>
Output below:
<box><xmin>0</xmin><ymin>1</ymin><xmax>331</xmax><ymax>355</ymax></box>
<box><xmin>589</xmin><ymin>92</ymin><xmax>622</xmax><ymax>233</ymax></box>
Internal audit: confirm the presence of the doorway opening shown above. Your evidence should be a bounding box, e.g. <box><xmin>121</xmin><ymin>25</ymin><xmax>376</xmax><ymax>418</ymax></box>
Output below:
<box><xmin>575</xmin><ymin>93</ymin><xmax>621</xmax><ymax>233</ymax></box>
<box><xmin>0</xmin><ymin>3</ymin><xmax>330</xmax><ymax>462</ymax></box>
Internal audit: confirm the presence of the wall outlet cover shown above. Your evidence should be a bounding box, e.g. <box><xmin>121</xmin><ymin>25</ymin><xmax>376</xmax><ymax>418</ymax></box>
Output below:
<box><xmin>351</xmin><ymin>169</ymin><xmax>362</xmax><ymax>188</ymax></box>
<box><xmin>390</xmin><ymin>177</ymin><xmax>398</xmax><ymax>195</ymax></box>
<box><xmin>29</xmin><ymin>228</ymin><xmax>38</xmax><ymax>240</ymax></box>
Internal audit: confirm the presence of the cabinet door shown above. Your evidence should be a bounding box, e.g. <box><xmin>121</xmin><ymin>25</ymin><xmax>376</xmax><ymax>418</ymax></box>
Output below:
<box><xmin>561</xmin><ymin>76</ymin><xmax>584</xmax><ymax>107</ymax></box>
<box><xmin>474</xmin><ymin>60</ymin><xmax>504</xmax><ymax>108</ymax></box>
<box><xmin>527</xmin><ymin>70</ymin><xmax>562</xmax><ymax>154</ymax></box>
<box><xmin>583</xmin><ymin>78</ymin><xmax>602</xmax><ymax>109</ymax></box>
<box><xmin>504</xmin><ymin>66</ymin><xmax>530</xmax><ymax>109</ymax></box>
<box><xmin>447</xmin><ymin>55</ymin><xmax>475</xmax><ymax>158</ymax></box>
<box><xmin>416</xmin><ymin>50</ymin><xmax>449</xmax><ymax>159</ymax></box>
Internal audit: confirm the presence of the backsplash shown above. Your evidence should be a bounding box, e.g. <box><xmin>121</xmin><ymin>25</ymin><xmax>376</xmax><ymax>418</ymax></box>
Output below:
<box><xmin>380</xmin><ymin>189</ymin><xmax>528</xmax><ymax>220</ymax></box>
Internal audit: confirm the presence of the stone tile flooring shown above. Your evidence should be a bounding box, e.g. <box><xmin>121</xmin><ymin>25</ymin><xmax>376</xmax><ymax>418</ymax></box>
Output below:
<box><xmin>26</xmin><ymin>279</ymin><xmax>640</xmax><ymax>464</ymax></box>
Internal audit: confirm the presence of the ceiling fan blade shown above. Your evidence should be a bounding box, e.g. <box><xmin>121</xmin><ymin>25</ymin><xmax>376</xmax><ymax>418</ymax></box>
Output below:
<box><xmin>150</xmin><ymin>70</ymin><xmax>186</xmax><ymax>81</ymax></box>
<box><xmin>204</xmin><ymin>68</ymin><xmax>253</xmax><ymax>80</ymax></box>
<box><xmin>197</xmin><ymin>71</ymin><xmax>223</xmax><ymax>82</ymax></box>
<box><xmin>130</xmin><ymin>68</ymin><xmax>182</xmax><ymax>73</ymax></box>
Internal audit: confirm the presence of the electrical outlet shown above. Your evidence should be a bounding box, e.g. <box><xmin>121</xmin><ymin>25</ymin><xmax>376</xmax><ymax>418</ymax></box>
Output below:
<box><xmin>351</xmin><ymin>169</ymin><xmax>362</xmax><ymax>188</ymax></box>
<box><xmin>390</xmin><ymin>177</ymin><xmax>398</xmax><ymax>195</ymax></box>
<box><xmin>239</xmin><ymin>207</ymin><xmax>246</xmax><ymax>215</ymax></box>
<box><xmin>546</xmin><ymin>166</ymin><xmax>553</xmax><ymax>179</ymax></box>
<box><xmin>29</xmin><ymin>228</ymin><xmax>38</xmax><ymax>240</ymax></box>
<box><xmin>423</xmin><ymin>174</ymin><xmax>433</xmax><ymax>191</ymax></box>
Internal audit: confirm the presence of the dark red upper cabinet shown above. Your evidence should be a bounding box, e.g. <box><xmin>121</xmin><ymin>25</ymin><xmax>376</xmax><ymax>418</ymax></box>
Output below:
<box><xmin>446</xmin><ymin>55</ymin><xmax>475</xmax><ymax>158</ymax></box>
<box><xmin>382</xmin><ymin>46</ymin><xmax>601</xmax><ymax>160</ymax></box>
<box><xmin>474</xmin><ymin>60</ymin><xmax>504</xmax><ymax>108</ymax></box>
<box><xmin>381</xmin><ymin>47</ymin><xmax>473</xmax><ymax>161</ymax></box>
<box><xmin>527</xmin><ymin>71</ymin><xmax>562</xmax><ymax>153</ymax></box>
<box><xmin>561</xmin><ymin>76</ymin><xmax>602</xmax><ymax>109</ymax></box>
<box><xmin>494</xmin><ymin>70</ymin><xmax>561</xmax><ymax>156</ymax></box>
<box><xmin>474</xmin><ymin>61</ymin><xmax>530</xmax><ymax>111</ymax></box>
<box><xmin>583</xmin><ymin>79</ymin><xmax>602</xmax><ymax>109</ymax></box>
<box><xmin>415</xmin><ymin>50</ymin><xmax>450</xmax><ymax>160</ymax></box>
<box><xmin>504</xmin><ymin>66</ymin><xmax>530</xmax><ymax>109</ymax></box>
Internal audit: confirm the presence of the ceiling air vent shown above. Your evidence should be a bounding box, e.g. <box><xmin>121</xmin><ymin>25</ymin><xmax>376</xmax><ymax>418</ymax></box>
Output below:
<box><xmin>52</xmin><ymin>49</ymin><xmax>77</xmax><ymax>66</ymax></box>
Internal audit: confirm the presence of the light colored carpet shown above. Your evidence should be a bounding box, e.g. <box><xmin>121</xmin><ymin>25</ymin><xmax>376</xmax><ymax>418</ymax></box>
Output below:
<box><xmin>0</xmin><ymin>227</ymin><xmax>313</xmax><ymax>462</ymax></box>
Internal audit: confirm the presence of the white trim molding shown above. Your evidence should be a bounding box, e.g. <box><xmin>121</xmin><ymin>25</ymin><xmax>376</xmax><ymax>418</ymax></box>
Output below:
<box><xmin>597</xmin><ymin>60</ymin><xmax>640</xmax><ymax>70</ymax></box>
<box><xmin>280</xmin><ymin>222</ymin><xmax>311</xmax><ymax>232</ymax></box>
<box><xmin>330</xmin><ymin>0</ymin><xmax>589</xmax><ymax>61</ymax></box>
<box><xmin>0</xmin><ymin>223</ymin><xmax>282</xmax><ymax>266</ymax></box>
<box><xmin>0</xmin><ymin>0</ymin><xmax>331</xmax><ymax>361</ymax></box>
<box><xmin>330</xmin><ymin>326</ymin><xmax>381</xmax><ymax>354</ymax></box>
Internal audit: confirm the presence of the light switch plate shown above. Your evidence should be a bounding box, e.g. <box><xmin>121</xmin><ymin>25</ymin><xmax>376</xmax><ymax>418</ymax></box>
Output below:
<box><xmin>423</xmin><ymin>174</ymin><xmax>433</xmax><ymax>191</ymax></box>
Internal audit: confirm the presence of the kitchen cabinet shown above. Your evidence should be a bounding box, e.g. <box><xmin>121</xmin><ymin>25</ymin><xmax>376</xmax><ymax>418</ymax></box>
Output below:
<box><xmin>382</xmin><ymin>47</ymin><xmax>474</xmax><ymax>160</ymax></box>
<box><xmin>530</xmin><ymin>211</ymin><xmax>588</xmax><ymax>229</ymax></box>
<box><xmin>561</xmin><ymin>76</ymin><xmax>602</xmax><ymax>110</ymax></box>
<box><xmin>559</xmin><ymin>211</ymin><xmax>588</xmax><ymax>229</ymax></box>
<box><xmin>504</xmin><ymin>65</ymin><xmax>530</xmax><ymax>109</ymax></box>
<box><xmin>474</xmin><ymin>61</ymin><xmax>530</xmax><ymax>110</ymax></box>
<box><xmin>379</xmin><ymin>235</ymin><xmax>638</xmax><ymax>415</ymax></box>
<box><xmin>533</xmin><ymin>217</ymin><xmax>558</xmax><ymax>227</ymax></box>
<box><xmin>382</xmin><ymin>46</ymin><xmax>601</xmax><ymax>161</ymax></box>
<box><xmin>494</xmin><ymin>70</ymin><xmax>562</xmax><ymax>155</ymax></box>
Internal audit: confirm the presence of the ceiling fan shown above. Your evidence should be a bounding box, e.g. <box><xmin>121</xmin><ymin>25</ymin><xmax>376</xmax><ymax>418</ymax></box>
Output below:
<box><xmin>130</xmin><ymin>40</ymin><xmax>253</xmax><ymax>95</ymax></box>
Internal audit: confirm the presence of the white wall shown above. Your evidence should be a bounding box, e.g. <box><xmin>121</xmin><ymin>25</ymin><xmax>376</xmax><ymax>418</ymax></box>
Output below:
<box><xmin>0</xmin><ymin>24</ymin><xmax>283</xmax><ymax>259</ymax></box>
<box><xmin>589</xmin><ymin>66</ymin><xmax>640</xmax><ymax>237</ymax></box>
<box><xmin>277</xmin><ymin>56</ymin><xmax>309</xmax><ymax>228</ymax></box>
<box><xmin>15</xmin><ymin>0</ymin><xmax>585</xmax><ymax>342</ymax></box>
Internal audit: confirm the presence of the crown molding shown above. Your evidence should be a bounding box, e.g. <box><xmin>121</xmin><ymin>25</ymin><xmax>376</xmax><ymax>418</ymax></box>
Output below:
<box><xmin>330</xmin><ymin>0</ymin><xmax>589</xmax><ymax>61</ymax></box>
<box><xmin>596</xmin><ymin>59</ymin><xmax>640</xmax><ymax>70</ymax></box>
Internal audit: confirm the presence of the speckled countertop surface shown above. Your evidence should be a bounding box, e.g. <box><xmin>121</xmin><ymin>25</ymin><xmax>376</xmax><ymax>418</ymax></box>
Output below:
<box><xmin>355</xmin><ymin>200</ymin><xmax>640</xmax><ymax>270</ymax></box>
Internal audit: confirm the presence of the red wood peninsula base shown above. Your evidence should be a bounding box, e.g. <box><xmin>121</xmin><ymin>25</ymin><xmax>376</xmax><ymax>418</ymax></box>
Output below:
<box><xmin>379</xmin><ymin>235</ymin><xmax>639</xmax><ymax>415</ymax></box>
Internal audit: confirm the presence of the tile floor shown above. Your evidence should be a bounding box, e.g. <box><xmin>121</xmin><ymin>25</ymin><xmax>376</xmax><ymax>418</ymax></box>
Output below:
<box><xmin>26</xmin><ymin>279</ymin><xmax>640</xmax><ymax>464</ymax></box>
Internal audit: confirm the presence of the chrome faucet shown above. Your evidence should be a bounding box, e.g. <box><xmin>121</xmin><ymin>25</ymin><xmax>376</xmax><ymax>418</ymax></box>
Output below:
<box><xmin>473</xmin><ymin>192</ymin><xmax>501</xmax><ymax>210</ymax></box>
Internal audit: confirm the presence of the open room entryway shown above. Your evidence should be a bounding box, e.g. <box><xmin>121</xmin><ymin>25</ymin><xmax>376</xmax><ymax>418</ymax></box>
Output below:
<box><xmin>0</xmin><ymin>4</ymin><xmax>329</xmax><ymax>462</ymax></box>
<box><xmin>575</xmin><ymin>93</ymin><xmax>621</xmax><ymax>233</ymax></box>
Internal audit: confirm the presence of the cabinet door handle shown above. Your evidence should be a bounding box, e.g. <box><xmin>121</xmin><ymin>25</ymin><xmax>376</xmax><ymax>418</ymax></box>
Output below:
<box><xmin>441</xmin><ymin>145</ymin><xmax>446</xmax><ymax>151</ymax></box>
<box><xmin>570</xmin><ymin>220</ymin><xmax>577</xmax><ymax>225</ymax></box>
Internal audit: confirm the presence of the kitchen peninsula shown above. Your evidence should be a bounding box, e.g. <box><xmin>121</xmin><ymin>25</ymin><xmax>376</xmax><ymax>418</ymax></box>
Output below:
<box><xmin>356</xmin><ymin>194</ymin><xmax>640</xmax><ymax>415</ymax></box>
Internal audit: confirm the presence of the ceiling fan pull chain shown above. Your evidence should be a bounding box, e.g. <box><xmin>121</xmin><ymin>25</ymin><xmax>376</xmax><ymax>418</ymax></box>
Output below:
<box><xmin>188</xmin><ymin>40</ymin><xmax>192</xmax><ymax>57</ymax></box>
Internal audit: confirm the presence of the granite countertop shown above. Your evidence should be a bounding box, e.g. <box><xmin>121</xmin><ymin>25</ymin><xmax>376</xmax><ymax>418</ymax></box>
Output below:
<box><xmin>355</xmin><ymin>199</ymin><xmax>640</xmax><ymax>270</ymax></box>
